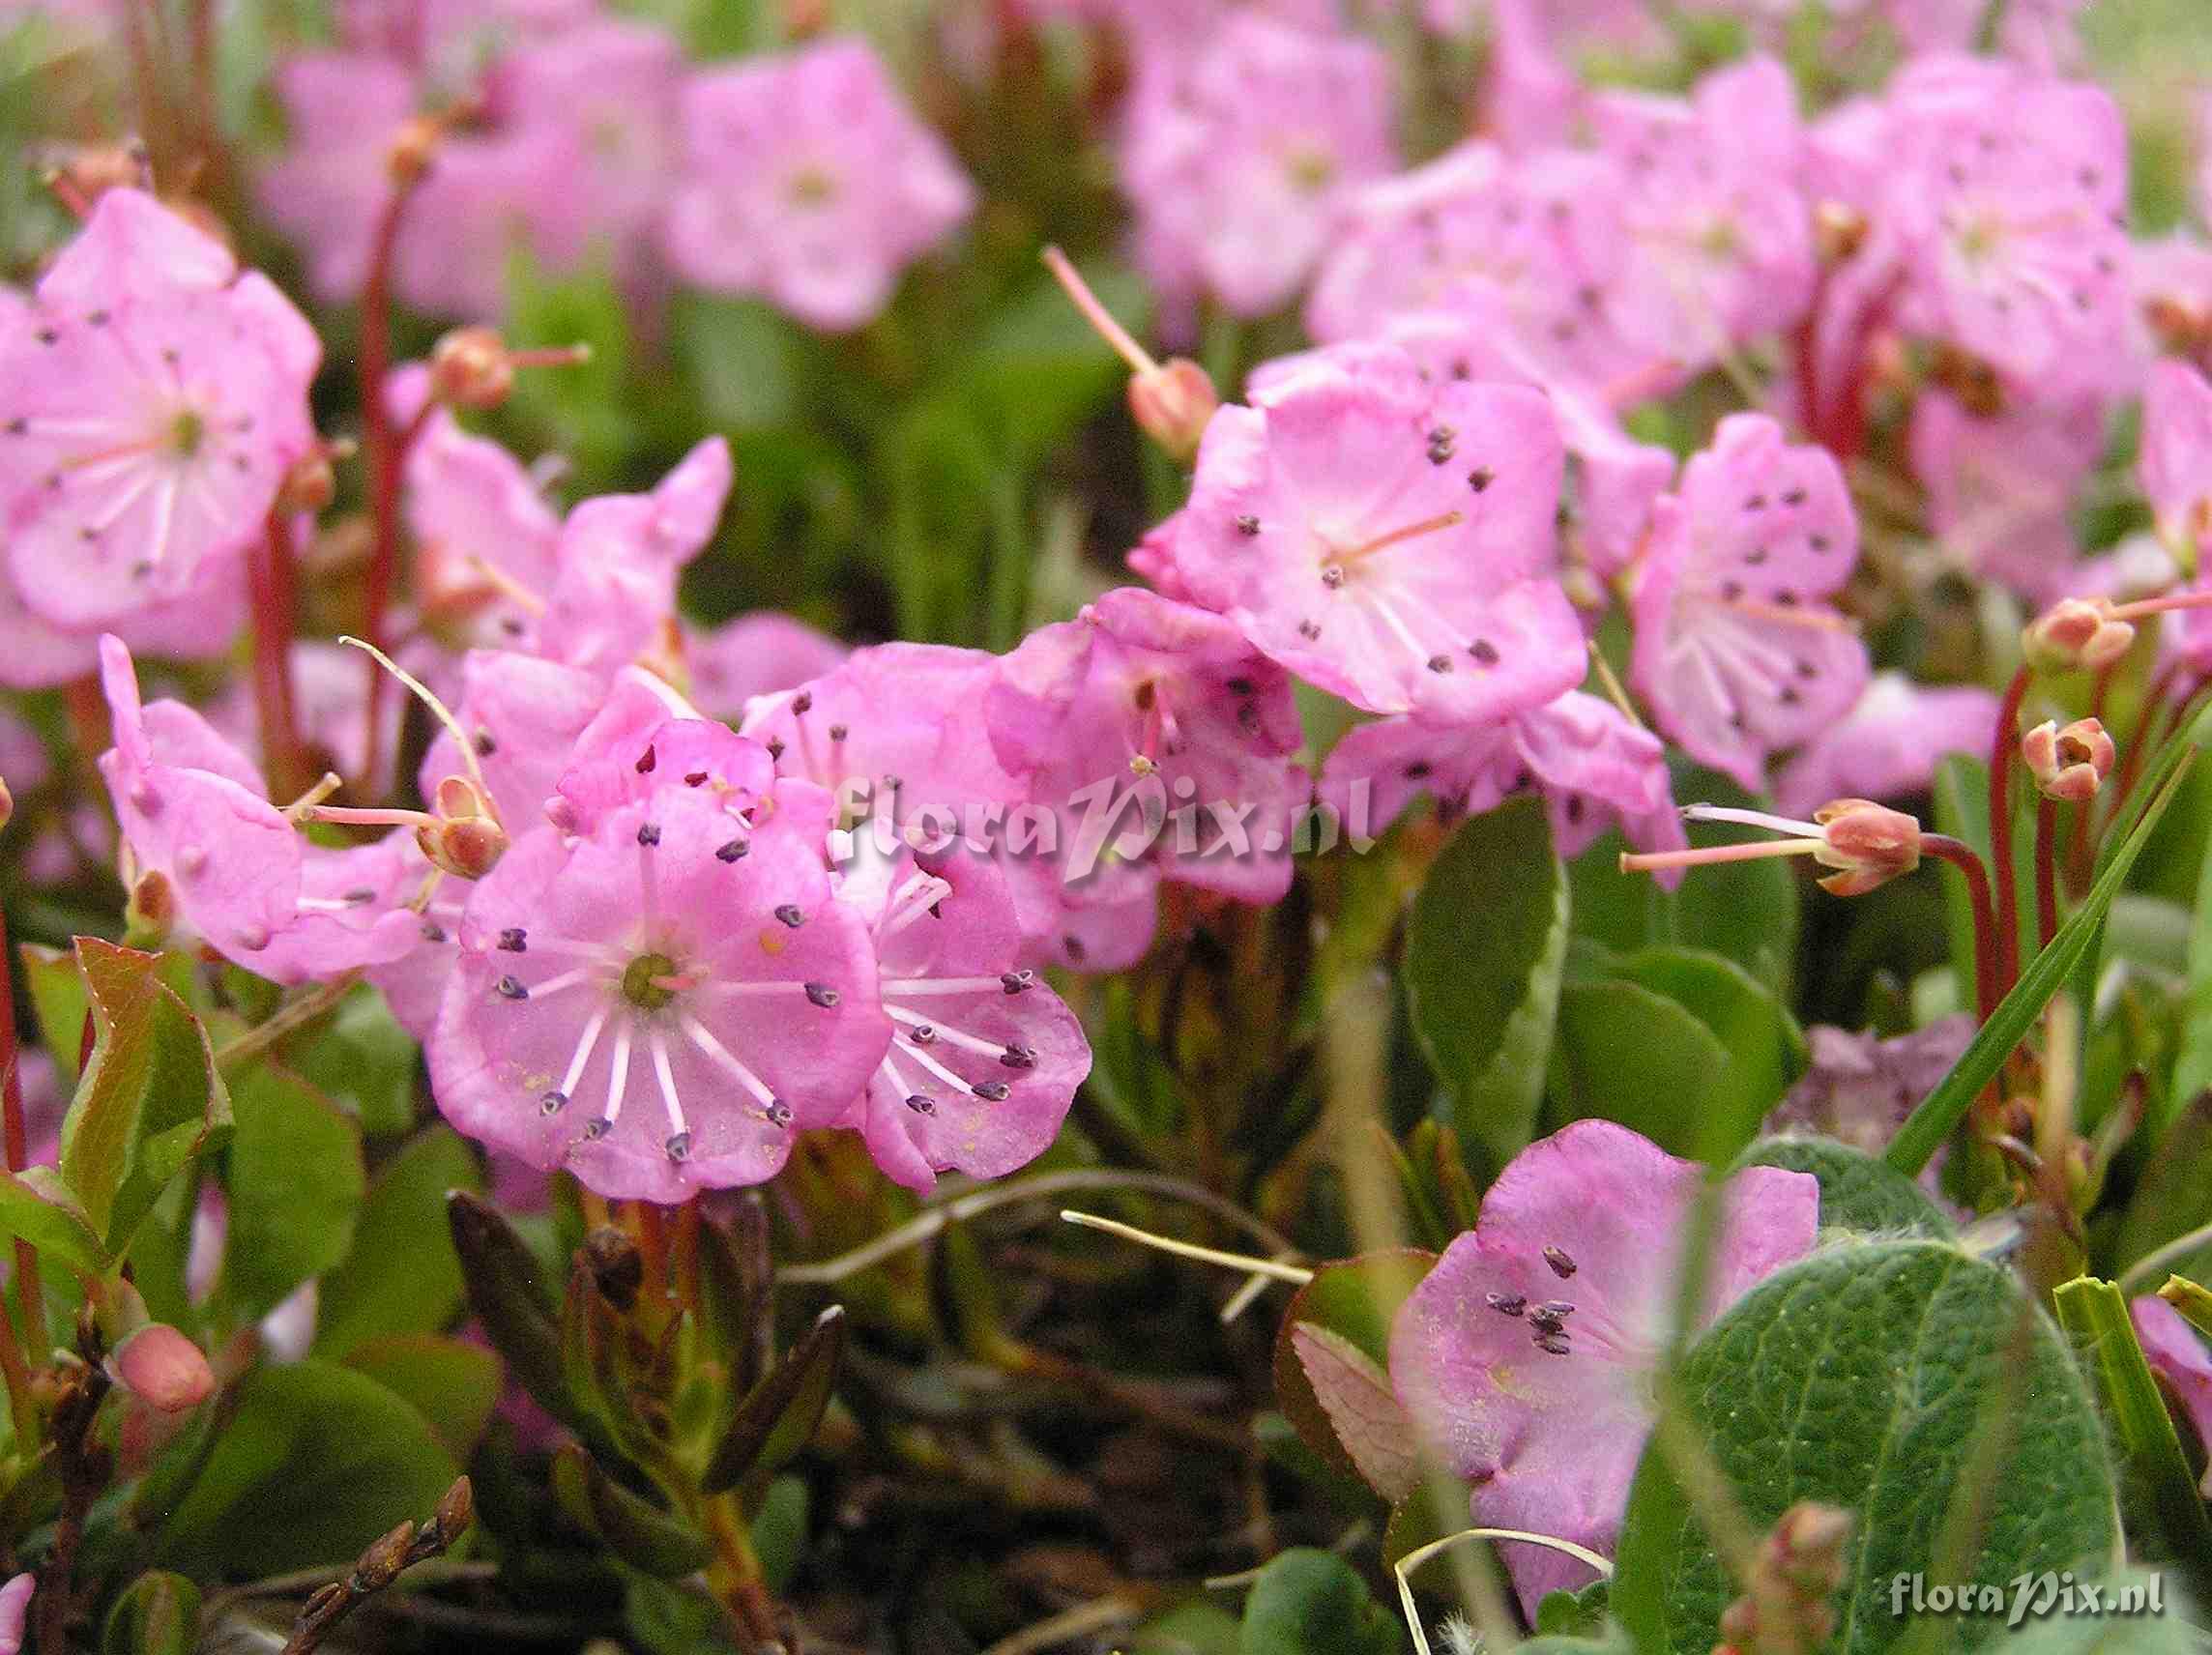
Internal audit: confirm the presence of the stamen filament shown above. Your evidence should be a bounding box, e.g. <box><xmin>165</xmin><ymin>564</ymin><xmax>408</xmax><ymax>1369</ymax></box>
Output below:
<box><xmin>1620</xmin><ymin>837</ymin><xmax>1826</xmax><ymax>873</ymax></box>
<box><xmin>888</xmin><ymin>1004</ymin><xmax>1005</xmax><ymax>1060</ymax></box>
<box><xmin>463</xmin><ymin>555</ymin><xmax>549</xmax><ymax>616</ymax></box>
<box><xmin>651</xmin><ymin>1032</ymin><xmax>688</xmax><ymax>1139</ymax></box>
<box><xmin>561</xmin><ymin>1006</ymin><xmax>609</xmax><ymax>1097</ymax></box>
<box><xmin>680</xmin><ymin>1014</ymin><xmax>776</xmax><ymax>1107</ymax></box>
<box><xmin>1338</xmin><ymin>509</ymin><xmax>1464</xmax><ymax>566</ymax></box>
<box><xmin>1681</xmin><ymin>803</ymin><xmax>1827</xmax><ymax>836</ymax></box>
<box><xmin>1711</xmin><ymin>595</ymin><xmax>1859</xmax><ymax>632</ymax></box>
<box><xmin>1041</xmin><ymin>246</ymin><xmax>1159</xmax><ymax>376</ymax></box>
<box><xmin>602</xmin><ymin>1021</ymin><xmax>633</xmax><ymax>1127</ymax></box>
<box><xmin>304</xmin><ymin>803</ymin><xmax>440</xmax><ymax>831</ymax></box>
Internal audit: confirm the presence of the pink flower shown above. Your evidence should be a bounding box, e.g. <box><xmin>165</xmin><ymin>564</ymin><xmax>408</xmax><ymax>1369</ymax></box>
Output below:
<box><xmin>1765</xmin><ymin>1016</ymin><xmax>1974</xmax><ymax>1168</ymax></box>
<box><xmin>834</xmin><ymin>845</ymin><xmax>1089</xmax><ymax>1192</ymax></box>
<box><xmin>0</xmin><ymin>189</ymin><xmax>319</xmax><ymax>626</ymax></box>
<box><xmin>1390</xmin><ymin>1120</ymin><xmax>1819</xmax><ymax>1612</ymax></box>
<box><xmin>1119</xmin><ymin>15</ymin><xmax>1397</xmax><ymax>321</ymax></box>
<box><xmin>1628</xmin><ymin>414</ymin><xmax>1868</xmax><ymax>792</ymax></box>
<box><xmin>427</xmin><ymin>776</ymin><xmax>889</xmax><ymax>1202</ymax></box>
<box><xmin>683</xmin><ymin>612</ymin><xmax>849</xmax><ymax>721</ymax></box>
<box><xmin>2130</xmin><ymin>1295</ymin><xmax>2212</xmax><ymax>1495</ymax></box>
<box><xmin>1320</xmin><ymin>691</ymin><xmax>1685</xmax><ymax>873</ymax></box>
<box><xmin>2141</xmin><ymin>361</ymin><xmax>2212</xmax><ymax>562</ymax></box>
<box><xmin>1882</xmin><ymin>55</ymin><xmax>2132</xmax><ymax>398</ymax></box>
<box><xmin>0</xmin><ymin>1572</ymin><xmax>29</xmax><ymax>1655</ymax></box>
<box><xmin>987</xmin><ymin>588</ymin><xmax>1307</xmax><ymax>905</ymax></box>
<box><xmin>257</xmin><ymin>53</ymin><xmax>420</xmax><ymax>303</ymax></box>
<box><xmin>1909</xmin><ymin>391</ymin><xmax>2107</xmax><ymax>602</ymax></box>
<box><xmin>1586</xmin><ymin>57</ymin><xmax>1816</xmax><ymax>369</ymax></box>
<box><xmin>550</xmin><ymin>693</ymin><xmax>773</xmax><ymax>841</ymax></box>
<box><xmin>1773</xmin><ymin>674</ymin><xmax>2001</xmax><ymax>821</ymax></box>
<box><xmin>663</xmin><ymin>38</ymin><xmax>975</xmax><ymax>332</ymax></box>
<box><xmin>0</xmin><ymin>546</ymin><xmax>246</xmax><ymax>691</ymax></box>
<box><xmin>1305</xmin><ymin>142</ymin><xmax>1646</xmax><ymax>403</ymax></box>
<box><xmin>1155</xmin><ymin>342</ymin><xmax>1584</xmax><ymax>721</ymax></box>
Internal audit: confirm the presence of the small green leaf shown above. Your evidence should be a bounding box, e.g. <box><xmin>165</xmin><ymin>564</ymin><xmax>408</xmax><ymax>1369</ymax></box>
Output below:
<box><xmin>552</xmin><ymin>1444</ymin><xmax>713</xmax><ymax>1579</ymax></box>
<box><xmin>61</xmin><ymin>938</ymin><xmax>232</xmax><ymax>1252</ymax></box>
<box><xmin>1613</xmin><ymin>1240</ymin><xmax>2118</xmax><ymax>1655</ymax></box>
<box><xmin>18</xmin><ymin>941</ymin><xmax>90</xmax><ymax>1087</ymax></box>
<box><xmin>341</xmin><ymin>1333</ymin><xmax>502</xmax><ymax>1466</ymax></box>
<box><xmin>1887</xmin><ymin>748</ymin><xmax>2197</xmax><ymax>1176</ymax></box>
<box><xmin>1286</xmin><ymin>1322</ymin><xmax>1418</xmax><ymax>1501</ymax></box>
<box><xmin>1730</xmin><ymin>1136</ymin><xmax>1956</xmax><ymax>1235</ymax></box>
<box><xmin>217</xmin><ymin>1064</ymin><xmax>365</xmax><ymax>1320</ymax></box>
<box><xmin>1269</xmin><ymin>1250</ymin><xmax>1435</xmax><ymax>1495</ymax></box>
<box><xmin>313</xmin><ymin>1125</ymin><xmax>483</xmax><ymax>1358</ymax></box>
<box><xmin>2172</xmin><ymin>811</ymin><xmax>2212</xmax><ymax>1105</ymax></box>
<box><xmin>2052</xmin><ymin>1276</ymin><xmax>2212</xmax><ymax>1583</ymax></box>
<box><xmin>102</xmin><ymin>1570</ymin><xmax>201</xmax><ymax>1655</ymax></box>
<box><xmin>153</xmin><ymin>1359</ymin><xmax>461</xmax><ymax>1577</ymax></box>
<box><xmin>1127</xmin><ymin>1602</ymin><xmax>1242</xmax><ymax>1655</ymax></box>
<box><xmin>750</xmin><ymin>1473</ymin><xmax>809</xmax><ymax>1594</ymax></box>
<box><xmin>284</xmin><ymin>987</ymin><xmax>421</xmax><ymax>1138</ymax></box>
<box><xmin>1406</xmin><ymin>798</ymin><xmax>1569</xmax><ymax>1167</ymax></box>
<box><xmin>1237</xmin><ymin>1549</ymin><xmax>1399</xmax><ymax>1655</ymax></box>
<box><xmin>448</xmin><ymin>1190</ymin><xmax>570</xmax><ymax>1423</ymax></box>
<box><xmin>0</xmin><ymin>1164</ymin><xmax>109</xmax><ymax>1278</ymax></box>
<box><xmin>702</xmin><ymin>1304</ymin><xmax>845</xmax><ymax>1495</ymax></box>
<box><xmin>1546</xmin><ymin>978</ymin><xmax>1737</xmax><ymax>1158</ymax></box>
<box><xmin>1607</xmin><ymin>946</ymin><xmax>1806</xmax><ymax>1128</ymax></box>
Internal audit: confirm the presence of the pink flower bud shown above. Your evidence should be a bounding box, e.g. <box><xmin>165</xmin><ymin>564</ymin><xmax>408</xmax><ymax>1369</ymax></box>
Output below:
<box><xmin>2023</xmin><ymin>598</ymin><xmax>2136</xmax><ymax>674</ymax></box>
<box><xmin>1812</xmin><ymin>798</ymin><xmax>1922</xmax><ymax>896</ymax></box>
<box><xmin>2022</xmin><ymin>716</ymin><xmax>2115</xmax><ymax>803</ymax></box>
<box><xmin>1127</xmin><ymin>359</ymin><xmax>1218</xmax><ymax>464</ymax></box>
<box><xmin>107</xmin><ymin>1323</ymin><xmax>216</xmax><ymax>1414</ymax></box>
<box><xmin>419</xmin><ymin>813</ymin><xmax>507</xmax><ymax>882</ymax></box>
<box><xmin>0</xmin><ymin>774</ymin><xmax>12</xmax><ymax>833</ymax></box>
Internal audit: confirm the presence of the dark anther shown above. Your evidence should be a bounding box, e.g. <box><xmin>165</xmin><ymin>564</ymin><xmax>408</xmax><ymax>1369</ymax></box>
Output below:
<box><xmin>635</xmin><ymin>745</ymin><xmax>657</xmax><ymax>773</ymax></box>
<box><xmin>1543</xmin><ymin>1245</ymin><xmax>1577</xmax><ymax>1278</ymax></box>
<box><xmin>973</xmin><ymin>1082</ymin><xmax>1011</xmax><ymax>1101</ymax></box>
<box><xmin>716</xmin><ymin>839</ymin><xmax>748</xmax><ymax>862</ymax></box>
<box><xmin>803</xmin><ymin>982</ymin><xmax>840</xmax><ymax>1008</ymax></box>
<box><xmin>498</xmin><ymin>928</ymin><xmax>528</xmax><ymax>952</ymax></box>
<box><xmin>1487</xmin><ymin>1292</ymin><xmax>1527</xmax><ymax>1317</ymax></box>
<box><xmin>495</xmin><ymin>975</ymin><xmax>528</xmax><ymax>1002</ymax></box>
<box><xmin>774</xmin><ymin>904</ymin><xmax>805</xmax><ymax>927</ymax></box>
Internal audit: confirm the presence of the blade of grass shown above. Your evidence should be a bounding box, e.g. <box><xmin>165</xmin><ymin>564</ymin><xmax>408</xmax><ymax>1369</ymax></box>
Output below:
<box><xmin>1884</xmin><ymin>746</ymin><xmax>2197</xmax><ymax>1177</ymax></box>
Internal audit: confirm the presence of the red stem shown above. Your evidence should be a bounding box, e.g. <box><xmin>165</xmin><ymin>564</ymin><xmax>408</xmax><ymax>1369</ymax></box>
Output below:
<box><xmin>1922</xmin><ymin>833</ymin><xmax>2000</xmax><ymax>1024</ymax></box>
<box><xmin>247</xmin><ymin>513</ymin><xmax>305</xmax><ymax>800</ymax></box>
<box><xmin>357</xmin><ymin>178</ymin><xmax>425</xmax><ymax>799</ymax></box>
<box><xmin>1989</xmin><ymin>666</ymin><xmax>2030</xmax><ymax>999</ymax></box>
<box><xmin>2033</xmin><ymin>797</ymin><xmax>2059</xmax><ymax>955</ymax></box>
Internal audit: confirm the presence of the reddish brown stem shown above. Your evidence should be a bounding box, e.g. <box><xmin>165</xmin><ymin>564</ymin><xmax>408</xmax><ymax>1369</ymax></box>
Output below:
<box><xmin>357</xmin><ymin>178</ymin><xmax>426</xmax><ymax>798</ymax></box>
<box><xmin>248</xmin><ymin>513</ymin><xmax>306</xmax><ymax>800</ymax></box>
<box><xmin>2033</xmin><ymin>797</ymin><xmax>2059</xmax><ymax>955</ymax></box>
<box><xmin>1923</xmin><ymin>833</ymin><xmax>2000</xmax><ymax>1024</ymax></box>
<box><xmin>1989</xmin><ymin>666</ymin><xmax>2030</xmax><ymax>999</ymax></box>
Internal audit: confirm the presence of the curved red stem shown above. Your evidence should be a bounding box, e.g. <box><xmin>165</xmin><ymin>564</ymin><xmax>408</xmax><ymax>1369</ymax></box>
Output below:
<box><xmin>1922</xmin><ymin>833</ymin><xmax>2000</xmax><ymax>1024</ymax></box>
<box><xmin>1989</xmin><ymin>666</ymin><xmax>2030</xmax><ymax>998</ymax></box>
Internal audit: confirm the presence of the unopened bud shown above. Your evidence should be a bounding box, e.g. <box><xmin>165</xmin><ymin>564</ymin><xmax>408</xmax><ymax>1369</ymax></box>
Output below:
<box><xmin>386</xmin><ymin>116</ymin><xmax>443</xmax><ymax>187</ymax></box>
<box><xmin>276</xmin><ymin>450</ymin><xmax>337</xmax><ymax>516</ymax></box>
<box><xmin>1813</xmin><ymin>798</ymin><xmax>1921</xmax><ymax>896</ymax></box>
<box><xmin>432</xmin><ymin>1475</ymin><xmax>475</xmax><ymax>1545</ymax></box>
<box><xmin>1128</xmin><ymin>359</ymin><xmax>1218</xmax><ymax>464</ymax></box>
<box><xmin>429</xmin><ymin>326</ymin><xmax>515</xmax><ymax>411</ymax></box>
<box><xmin>2023</xmin><ymin>597</ymin><xmax>2136</xmax><ymax>674</ymax></box>
<box><xmin>1767</xmin><ymin>1501</ymin><xmax>1852</xmax><ymax>1592</ymax></box>
<box><xmin>419</xmin><ymin>813</ymin><xmax>506</xmax><ymax>882</ymax></box>
<box><xmin>106</xmin><ymin>1323</ymin><xmax>216</xmax><ymax>1414</ymax></box>
<box><xmin>582</xmin><ymin>1227</ymin><xmax>644</xmax><ymax>1312</ymax></box>
<box><xmin>1812</xmin><ymin>200</ymin><xmax>1868</xmax><ymax>266</ymax></box>
<box><xmin>355</xmin><ymin>1520</ymin><xmax>417</xmax><ymax>1591</ymax></box>
<box><xmin>2022</xmin><ymin>717</ymin><xmax>2115</xmax><ymax>803</ymax></box>
<box><xmin>125</xmin><ymin>868</ymin><xmax>177</xmax><ymax>944</ymax></box>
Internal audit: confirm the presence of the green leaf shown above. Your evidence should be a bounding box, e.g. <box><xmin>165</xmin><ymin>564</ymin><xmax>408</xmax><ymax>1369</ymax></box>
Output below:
<box><xmin>1607</xmin><ymin>946</ymin><xmax>1806</xmax><ymax>1131</ymax></box>
<box><xmin>102</xmin><ymin>1570</ymin><xmax>201</xmax><ymax>1655</ymax></box>
<box><xmin>18</xmin><ymin>941</ymin><xmax>89</xmax><ymax>1087</ymax></box>
<box><xmin>1237</xmin><ymin>1549</ymin><xmax>1399</xmax><ymax>1655</ymax></box>
<box><xmin>1976</xmin><ymin>1570</ymin><xmax>2197</xmax><ymax>1654</ymax></box>
<box><xmin>702</xmin><ymin>1305</ymin><xmax>845</xmax><ymax>1495</ymax></box>
<box><xmin>60</xmin><ymin>939</ymin><xmax>233</xmax><ymax>1252</ymax></box>
<box><xmin>1285</xmin><ymin>1322</ymin><xmax>1418</xmax><ymax>1501</ymax></box>
<box><xmin>750</xmin><ymin>1473</ymin><xmax>809</xmax><ymax>1595</ymax></box>
<box><xmin>2051</xmin><ymin>1276</ymin><xmax>2212</xmax><ymax>1583</ymax></box>
<box><xmin>552</xmin><ymin>1443</ymin><xmax>713</xmax><ymax>1579</ymax></box>
<box><xmin>313</xmin><ymin>1125</ymin><xmax>483</xmax><ymax>1359</ymax></box>
<box><xmin>0</xmin><ymin>1164</ymin><xmax>108</xmax><ymax>1278</ymax></box>
<box><xmin>673</xmin><ymin>293</ymin><xmax>799</xmax><ymax>430</ymax></box>
<box><xmin>2173</xmin><ymin>812</ymin><xmax>2212</xmax><ymax>1105</ymax></box>
<box><xmin>1887</xmin><ymin>748</ymin><xmax>2197</xmax><ymax>1176</ymax></box>
<box><xmin>1128</xmin><ymin>1602</ymin><xmax>1242</xmax><ymax>1655</ymax></box>
<box><xmin>1269</xmin><ymin>1250</ymin><xmax>1435</xmax><ymax>1495</ymax></box>
<box><xmin>341</xmin><ymin>1333</ymin><xmax>502</xmax><ymax>1466</ymax></box>
<box><xmin>1406</xmin><ymin>799</ymin><xmax>1569</xmax><ymax>1167</ymax></box>
<box><xmin>1730</xmin><ymin>1137</ymin><xmax>1956</xmax><ymax>1235</ymax></box>
<box><xmin>448</xmin><ymin>1191</ymin><xmax>571</xmax><ymax>1423</ymax></box>
<box><xmin>1546</xmin><ymin>979</ymin><xmax>1735</xmax><ymax>1159</ymax></box>
<box><xmin>1613</xmin><ymin>1240</ymin><xmax>2118</xmax><ymax>1655</ymax></box>
<box><xmin>216</xmin><ymin>1064</ymin><xmax>365</xmax><ymax>1320</ymax></box>
<box><xmin>284</xmin><ymin>986</ymin><xmax>422</xmax><ymax>1139</ymax></box>
<box><xmin>152</xmin><ymin>1358</ymin><xmax>460</xmax><ymax>1577</ymax></box>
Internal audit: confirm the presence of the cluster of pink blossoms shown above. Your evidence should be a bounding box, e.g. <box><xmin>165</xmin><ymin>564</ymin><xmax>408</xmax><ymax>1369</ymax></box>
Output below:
<box><xmin>258</xmin><ymin>2</ymin><xmax>973</xmax><ymax>329</ymax></box>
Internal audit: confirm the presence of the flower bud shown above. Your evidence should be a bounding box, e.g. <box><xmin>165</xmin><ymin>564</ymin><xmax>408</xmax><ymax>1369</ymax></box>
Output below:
<box><xmin>2023</xmin><ymin>597</ymin><xmax>2136</xmax><ymax>674</ymax></box>
<box><xmin>1812</xmin><ymin>200</ymin><xmax>1868</xmax><ymax>266</ymax></box>
<box><xmin>356</xmin><ymin>1520</ymin><xmax>418</xmax><ymax>1591</ymax></box>
<box><xmin>582</xmin><ymin>1226</ymin><xmax>644</xmax><ymax>1312</ymax></box>
<box><xmin>432</xmin><ymin>1474</ymin><xmax>476</xmax><ymax>1546</ymax></box>
<box><xmin>419</xmin><ymin>813</ymin><xmax>507</xmax><ymax>882</ymax></box>
<box><xmin>107</xmin><ymin>1323</ymin><xmax>216</xmax><ymax>1414</ymax></box>
<box><xmin>2021</xmin><ymin>717</ymin><xmax>2115</xmax><ymax>803</ymax></box>
<box><xmin>0</xmin><ymin>774</ymin><xmax>12</xmax><ymax>833</ymax></box>
<box><xmin>125</xmin><ymin>867</ymin><xmax>178</xmax><ymax>944</ymax></box>
<box><xmin>1128</xmin><ymin>359</ymin><xmax>1218</xmax><ymax>465</ymax></box>
<box><xmin>276</xmin><ymin>449</ymin><xmax>337</xmax><ymax>516</ymax></box>
<box><xmin>428</xmin><ymin>326</ymin><xmax>515</xmax><ymax>411</ymax></box>
<box><xmin>386</xmin><ymin>115</ymin><xmax>443</xmax><ymax>186</ymax></box>
<box><xmin>0</xmin><ymin>1572</ymin><xmax>32</xmax><ymax>1655</ymax></box>
<box><xmin>1812</xmin><ymin>798</ymin><xmax>1921</xmax><ymax>896</ymax></box>
<box><xmin>2144</xmin><ymin>293</ymin><xmax>2212</xmax><ymax>363</ymax></box>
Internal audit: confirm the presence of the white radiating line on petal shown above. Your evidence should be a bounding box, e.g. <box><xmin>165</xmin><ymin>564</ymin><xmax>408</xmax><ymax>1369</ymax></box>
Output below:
<box><xmin>651</xmin><ymin>1031</ymin><xmax>688</xmax><ymax>1140</ymax></box>
<box><xmin>561</xmin><ymin>1005</ymin><xmax>609</xmax><ymax>1097</ymax></box>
